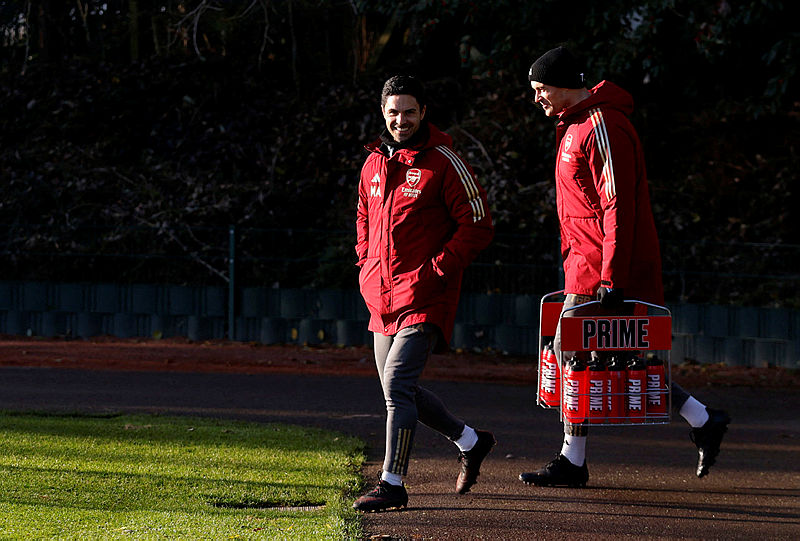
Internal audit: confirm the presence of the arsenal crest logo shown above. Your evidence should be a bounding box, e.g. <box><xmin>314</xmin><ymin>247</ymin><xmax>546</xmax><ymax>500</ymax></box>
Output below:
<box><xmin>406</xmin><ymin>168</ymin><xmax>422</xmax><ymax>187</ymax></box>
<box><xmin>564</xmin><ymin>133</ymin><xmax>573</xmax><ymax>152</ymax></box>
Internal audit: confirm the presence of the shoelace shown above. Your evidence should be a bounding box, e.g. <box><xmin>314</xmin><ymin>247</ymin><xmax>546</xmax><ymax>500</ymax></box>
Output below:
<box><xmin>369</xmin><ymin>482</ymin><xmax>392</xmax><ymax>496</ymax></box>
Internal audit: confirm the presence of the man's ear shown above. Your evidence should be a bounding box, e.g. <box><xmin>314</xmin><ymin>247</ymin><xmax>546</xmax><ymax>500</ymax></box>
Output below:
<box><xmin>420</xmin><ymin>105</ymin><xmax>426</xmax><ymax>120</ymax></box>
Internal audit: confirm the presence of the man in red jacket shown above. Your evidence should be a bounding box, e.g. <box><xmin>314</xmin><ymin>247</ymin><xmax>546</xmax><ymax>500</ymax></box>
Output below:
<box><xmin>519</xmin><ymin>47</ymin><xmax>731</xmax><ymax>487</ymax></box>
<box><xmin>352</xmin><ymin>75</ymin><xmax>496</xmax><ymax>511</ymax></box>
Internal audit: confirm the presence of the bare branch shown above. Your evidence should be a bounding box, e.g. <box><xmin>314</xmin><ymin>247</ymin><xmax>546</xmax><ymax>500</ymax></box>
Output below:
<box><xmin>229</xmin><ymin>0</ymin><xmax>259</xmax><ymax>20</ymax></box>
<box><xmin>164</xmin><ymin>225</ymin><xmax>230</xmax><ymax>283</ymax></box>
<box><xmin>170</xmin><ymin>0</ymin><xmax>223</xmax><ymax>60</ymax></box>
<box><xmin>454</xmin><ymin>126</ymin><xmax>494</xmax><ymax>166</ymax></box>
<box><xmin>257</xmin><ymin>0</ymin><xmax>272</xmax><ymax>71</ymax></box>
<box><xmin>76</xmin><ymin>0</ymin><xmax>90</xmax><ymax>45</ymax></box>
<box><xmin>20</xmin><ymin>0</ymin><xmax>31</xmax><ymax>76</ymax></box>
<box><xmin>109</xmin><ymin>169</ymin><xmax>228</xmax><ymax>283</ymax></box>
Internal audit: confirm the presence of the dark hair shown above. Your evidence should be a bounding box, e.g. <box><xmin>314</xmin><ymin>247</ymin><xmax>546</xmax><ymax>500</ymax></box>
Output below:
<box><xmin>381</xmin><ymin>75</ymin><xmax>426</xmax><ymax>108</ymax></box>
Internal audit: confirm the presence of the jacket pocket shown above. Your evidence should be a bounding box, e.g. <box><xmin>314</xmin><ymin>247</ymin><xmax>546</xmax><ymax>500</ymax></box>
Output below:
<box><xmin>358</xmin><ymin>257</ymin><xmax>381</xmax><ymax>312</ymax></box>
<box><xmin>391</xmin><ymin>259</ymin><xmax>445</xmax><ymax>311</ymax></box>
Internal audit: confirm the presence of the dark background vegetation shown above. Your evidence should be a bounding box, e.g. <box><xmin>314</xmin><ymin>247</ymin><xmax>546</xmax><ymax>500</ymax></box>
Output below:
<box><xmin>1</xmin><ymin>0</ymin><xmax>798</xmax><ymax>306</ymax></box>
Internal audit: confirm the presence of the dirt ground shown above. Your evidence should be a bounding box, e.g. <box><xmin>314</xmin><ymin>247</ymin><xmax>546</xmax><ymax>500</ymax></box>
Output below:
<box><xmin>2</xmin><ymin>335</ymin><xmax>799</xmax><ymax>540</ymax></box>
<box><xmin>1</xmin><ymin>335</ymin><xmax>798</xmax><ymax>389</ymax></box>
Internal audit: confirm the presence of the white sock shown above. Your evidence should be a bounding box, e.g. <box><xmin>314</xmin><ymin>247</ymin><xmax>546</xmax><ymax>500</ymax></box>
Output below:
<box><xmin>679</xmin><ymin>397</ymin><xmax>710</xmax><ymax>428</ymax></box>
<box><xmin>454</xmin><ymin>425</ymin><xmax>479</xmax><ymax>452</ymax></box>
<box><xmin>560</xmin><ymin>435</ymin><xmax>587</xmax><ymax>466</ymax></box>
<box><xmin>381</xmin><ymin>471</ymin><xmax>403</xmax><ymax>486</ymax></box>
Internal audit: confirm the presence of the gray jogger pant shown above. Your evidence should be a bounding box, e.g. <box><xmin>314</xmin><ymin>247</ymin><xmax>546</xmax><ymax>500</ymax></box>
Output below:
<box><xmin>555</xmin><ymin>294</ymin><xmax>692</xmax><ymax>436</ymax></box>
<box><xmin>373</xmin><ymin>323</ymin><xmax>466</xmax><ymax>476</ymax></box>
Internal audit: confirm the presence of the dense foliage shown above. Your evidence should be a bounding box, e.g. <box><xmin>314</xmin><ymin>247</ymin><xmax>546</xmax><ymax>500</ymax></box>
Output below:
<box><xmin>1</xmin><ymin>1</ymin><xmax>798</xmax><ymax>305</ymax></box>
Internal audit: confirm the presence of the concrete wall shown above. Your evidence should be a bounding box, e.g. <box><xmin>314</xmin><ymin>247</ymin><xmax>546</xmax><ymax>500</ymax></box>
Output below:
<box><xmin>0</xmin><ymin>281</ymin><xmax>797</xmax><ymax>368</ymax></box>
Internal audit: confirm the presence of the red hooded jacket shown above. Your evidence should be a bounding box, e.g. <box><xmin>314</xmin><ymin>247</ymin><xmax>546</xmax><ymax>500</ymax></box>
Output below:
<box><xmin>356</xmin><ymin>124</ymin><xmax>493</xmax><ymax>347</ymax></box>
<box><xmin>554</xmin><ymin>80</ymin><xmax>664</xmax><ymax>304</ymax></box>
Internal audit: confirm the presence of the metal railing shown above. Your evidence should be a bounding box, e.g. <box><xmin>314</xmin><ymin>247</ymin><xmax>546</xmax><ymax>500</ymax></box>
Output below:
<box><xmin>1</xmin><ymin>224</ymin><xmax>798</xmax><ymax>307</ymax></box>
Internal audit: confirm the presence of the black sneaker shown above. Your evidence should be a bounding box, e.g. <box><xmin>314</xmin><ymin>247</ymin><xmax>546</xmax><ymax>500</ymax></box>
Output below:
<box><xmin>455</xmin><ymin>430</ymin><xmax>496</xmax><ymax>494</ymax></box>
<box><xmin>352</xmin><ymin>479</ymin><xmax>408</xmax><ymax>512</ymax></box>
<box><xmin>690</xmin><ymin>408</ymin><xmax>731</xmax><ymax>478</ymax></box>
<box><xmin>519</xmin><ymin>454</ymin><xmax>589</xmax><ymax>488</ymax></box>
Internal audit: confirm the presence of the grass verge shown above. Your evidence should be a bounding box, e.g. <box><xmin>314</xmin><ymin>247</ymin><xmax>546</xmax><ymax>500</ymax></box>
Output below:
<box><xmin>0</xmin><ymin>412</ymin><xmax>365</xmax><ymax>540</ymax></box>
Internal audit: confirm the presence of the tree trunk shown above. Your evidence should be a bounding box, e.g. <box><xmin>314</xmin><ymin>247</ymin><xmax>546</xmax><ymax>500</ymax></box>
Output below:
<box><xmin>129</xmin><ymin>0</ymin><xmax>139</xmax><ymax>61</ymax></box>
<box><xmin>35</xmin><ymin>0</ymin><xmax>66</xmax><ymax>64</ymax></box>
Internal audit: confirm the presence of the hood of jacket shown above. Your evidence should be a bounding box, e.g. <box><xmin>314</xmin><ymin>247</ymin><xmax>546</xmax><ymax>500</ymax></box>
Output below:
<box><xmin>559</xmin><ymin>80</ymin><xmax>634</xmax><ymax>124</ymax></box>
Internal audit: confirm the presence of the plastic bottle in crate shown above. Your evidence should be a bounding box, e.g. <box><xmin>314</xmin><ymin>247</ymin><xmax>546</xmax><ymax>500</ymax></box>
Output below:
<box><xmin>587</xmin><ymin>357</ymin><xmax>607</xmax><ymax>424</ymax></box>
<box><xmin>538</xmin><ymin>344</ymin><xmax>560</xmax><ymax>407</ymax></box>
<box><xmin>626</xmin><ymin>356</ymin><xmax>647</xmax><ymax>423</ymax></box>
<box><xmin>606</xmin><ymin>356</ymin><xmax>626</xmax><ymax>423</ymax></box>
<box><xmin>562</xmin><ymin>356</ymin><xmax>588</xmax><ymax>424</ymax></box>
<box><xmin>646</xmin><ymin>355</ymin><xmax>668</xmax><ymax>418</ymax></box>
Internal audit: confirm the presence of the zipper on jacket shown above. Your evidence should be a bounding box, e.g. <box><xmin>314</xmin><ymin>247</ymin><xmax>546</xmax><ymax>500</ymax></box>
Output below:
<box><xmin>385</xmin><ymin>174</ymin><xmax>395</xmax><ymax>309</ymax></box>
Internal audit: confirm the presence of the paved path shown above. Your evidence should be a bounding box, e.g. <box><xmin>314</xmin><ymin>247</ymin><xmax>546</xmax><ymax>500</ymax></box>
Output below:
<box><xmin>1</xmin><ymin>366</ymin><xmax>798</xmax><ymax>540</ymax></box>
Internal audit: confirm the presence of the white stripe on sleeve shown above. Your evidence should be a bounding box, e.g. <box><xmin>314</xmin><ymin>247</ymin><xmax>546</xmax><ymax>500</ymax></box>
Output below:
<box><xmin>589</xmin><ymin>108</ymin><xmax>616</xmax><ymax>200</ymax></box>
<box><xmin>435</xmin><ymin>145</ymin><xmax>485</xmax><ymax>222</ymax></box>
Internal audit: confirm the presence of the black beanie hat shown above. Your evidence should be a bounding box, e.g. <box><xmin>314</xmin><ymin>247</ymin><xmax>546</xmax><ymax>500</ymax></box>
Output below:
<box><xmin>528</xmin><ymin>47</ymin><xmax>585</xmax><ymax>89</ymax></box>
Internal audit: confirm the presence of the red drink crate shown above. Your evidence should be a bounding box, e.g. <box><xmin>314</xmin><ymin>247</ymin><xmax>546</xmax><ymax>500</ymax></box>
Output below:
<box><xmin>537</xmin><ymin>291</ymin><xmax>672</xmax><ymax>426</ymax></box>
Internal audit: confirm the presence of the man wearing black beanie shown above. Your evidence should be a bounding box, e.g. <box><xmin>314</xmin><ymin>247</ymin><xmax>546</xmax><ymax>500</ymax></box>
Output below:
<box><xmin>527</xmin><ymin>46</ymin><xmax>585</xmax><ymax>90</ymax></box>
<box><xmin>520</xmin><ymin>46</ymin><xmax>731</xmax><ymax>488</ymax></box>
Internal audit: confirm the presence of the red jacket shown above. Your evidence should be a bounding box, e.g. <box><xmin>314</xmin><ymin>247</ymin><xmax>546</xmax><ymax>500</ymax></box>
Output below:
<box><xmin>356</xmin><ymin>124</ymin><xmax>493</xmax><ymax>347</ymax></box>
<box><xmin>554</xmin><ymin>81</ymin><xmax>664</xmax><ymax>304</ymax></box>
